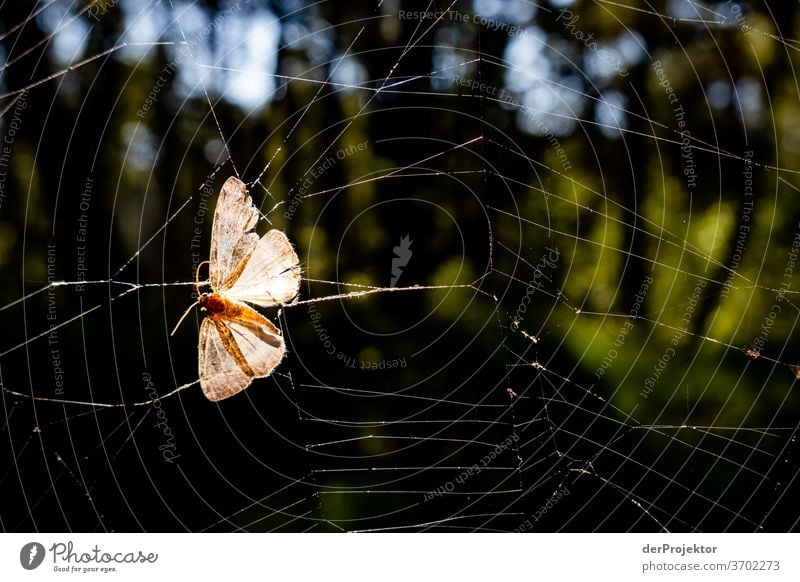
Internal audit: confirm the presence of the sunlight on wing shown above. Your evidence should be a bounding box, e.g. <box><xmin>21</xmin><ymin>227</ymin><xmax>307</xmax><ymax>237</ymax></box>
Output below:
<box><xmin>198</xmin><ymin>307</ymin><xmax>285</xmax><ymax>402</ymax></box>
<box><xmin>226</xmin><ymin>229</ymin><xmax>301</xmax><ymax>306</ymax></box>
<box><xmin>210</xmin><ymin>176</ymin><xmax>260</xmax><ymax>290</ymax></box>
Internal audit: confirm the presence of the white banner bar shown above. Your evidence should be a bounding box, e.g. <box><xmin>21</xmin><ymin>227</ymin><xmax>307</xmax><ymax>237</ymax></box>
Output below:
<box><xmin>1</xmin><ymin>534</ymin><xmax>797</xmax><ymax>581</ymax></box>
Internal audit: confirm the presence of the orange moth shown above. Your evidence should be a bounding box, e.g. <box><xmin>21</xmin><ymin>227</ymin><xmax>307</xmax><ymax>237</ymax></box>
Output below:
<box><xmin>173</xmin><ymin>177</ymin><xmax>300</xmax><ymax>401</ymax></box>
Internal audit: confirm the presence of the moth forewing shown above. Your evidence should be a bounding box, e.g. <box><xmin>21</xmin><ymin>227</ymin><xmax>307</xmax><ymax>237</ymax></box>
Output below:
<box><xmin>209</xmin><ymin>176</ymin><xmax>260</xmax><ymax>290</ymax></box>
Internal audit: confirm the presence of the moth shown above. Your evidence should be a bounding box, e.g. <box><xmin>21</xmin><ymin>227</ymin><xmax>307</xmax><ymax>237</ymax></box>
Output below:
<box><xmin>173</xmin><ymin>176</ymin><xmax>301</xmax><ymax>401</ymax></box>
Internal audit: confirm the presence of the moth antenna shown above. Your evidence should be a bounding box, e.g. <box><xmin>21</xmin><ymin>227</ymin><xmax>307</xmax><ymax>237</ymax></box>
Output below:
<box><xmin>172</xmin><ymin>260</ymin><xmax>212</xmax><ymax>336</ymax></box>
<box><xmin>171</xmin><ymin>261</ymin><xmax>212</xmax><ymax>336</ymax></box>
<box><xmin>171</xmin><ymin>300</ymin><xmax>200</xmax><ymax>336</ymax></box>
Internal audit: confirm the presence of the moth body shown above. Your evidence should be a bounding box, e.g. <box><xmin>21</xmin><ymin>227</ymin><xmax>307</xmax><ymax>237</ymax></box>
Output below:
<box><xmin>200</xmin><ymin>292</ymin><xmax>239</xmax><ymax>317</ymax></box>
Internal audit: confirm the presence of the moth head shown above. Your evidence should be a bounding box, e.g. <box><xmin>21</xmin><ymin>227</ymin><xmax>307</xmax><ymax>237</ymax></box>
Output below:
<box><xmin>198</xmin><ymin>292</ymin><xmax>211</xmax><ymax>311</ymax></box>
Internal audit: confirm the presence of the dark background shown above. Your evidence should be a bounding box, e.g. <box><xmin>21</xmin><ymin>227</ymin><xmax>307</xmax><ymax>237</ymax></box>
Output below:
<box><xmin>1</xmin><ymin>0</ymin><xmax>800</xmax><ymax>532</ymax></box>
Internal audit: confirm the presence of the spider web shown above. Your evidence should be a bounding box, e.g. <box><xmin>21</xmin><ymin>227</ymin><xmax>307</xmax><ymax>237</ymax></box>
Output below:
<box><xmin>1</xmin><ymin>0</ymin><xmax>800</xmax><ymax>533</ymax></box>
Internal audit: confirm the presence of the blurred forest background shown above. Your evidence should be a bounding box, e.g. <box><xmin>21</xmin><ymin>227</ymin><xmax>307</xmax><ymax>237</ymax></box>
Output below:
<box><xmin>2</xmin><ymin>0</ymin><xmax>800</xmax><ymax>532</ymax></box>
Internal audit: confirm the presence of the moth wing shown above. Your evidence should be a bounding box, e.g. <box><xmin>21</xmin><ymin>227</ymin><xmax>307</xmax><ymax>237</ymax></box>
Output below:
<box><xmin>225</xmin><ymin>229</ymin><xmax>301</xmax><ymax>307</ymax></box>
<box><xmin>209</xmin><ymin>176</ymin><xmax>261</xmax><ymax>291</ymax></box>
<box><xmin>198</xmin><ymin>308</ymin><xmax>285</xmax><ymax>402</ymax></box>
<box><xmin>790</xmin><ymin>364</ymin><xmax>800</xmax><ymax>379</ymax></box>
